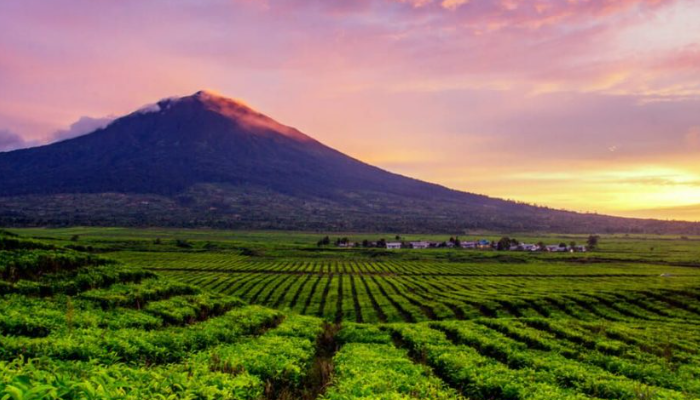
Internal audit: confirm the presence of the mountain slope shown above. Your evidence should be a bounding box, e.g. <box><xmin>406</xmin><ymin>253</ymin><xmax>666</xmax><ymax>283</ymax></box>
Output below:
<box><xmin>0</xmin><ymin>91</ymin><xmax>484</xmax><ymax>201</ymax></box>
<box><xmin>0</xmin><ymin>90</ymin><xmax>697</xmax><ymax>233</ymax></box>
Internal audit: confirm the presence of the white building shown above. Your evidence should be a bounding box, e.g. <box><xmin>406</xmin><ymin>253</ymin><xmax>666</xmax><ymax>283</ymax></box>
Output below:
<box><xmin>546</xmin><ymin>244</ymin><xmax>568</xmax><ymax>252</ymax></box>
<box><xmin>386</xmin><ymin>242</ymin><xmax>402</xmax><ymax>250</ymax></box>
<box><xmin>521</xmin><ymin>244</ymin><xmax>539</xmax><ymax>252</ymax></box>
<box><xmin>410</xmin><ymin>241</ymin><xmax>430</xmax><ymax>249</ymax></box>
<box><xmin>461</xmin><ymin>241</ymin><xmax>477</xmax><ymax>249</ymax></box>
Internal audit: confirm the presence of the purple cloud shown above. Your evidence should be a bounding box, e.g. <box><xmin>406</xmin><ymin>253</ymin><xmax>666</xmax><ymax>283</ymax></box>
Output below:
<box><xmin>51</xmin><ymin>115</ymin><xmax>115</xmax><ymax>143</ymax></box>
<box><xmin>0</xmin><ymin>129</ymin><xmax>35</xmax><ymax>152</ymax></box>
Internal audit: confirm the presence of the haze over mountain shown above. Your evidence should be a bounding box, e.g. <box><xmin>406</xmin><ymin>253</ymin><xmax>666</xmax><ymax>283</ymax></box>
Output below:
<box><xmin>0</xmin><ymin>91</ymin><xmax>697</xmax><ymax>234</ymax></box>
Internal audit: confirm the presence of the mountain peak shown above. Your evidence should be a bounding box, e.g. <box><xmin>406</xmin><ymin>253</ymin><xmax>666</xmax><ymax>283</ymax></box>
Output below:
<box><xmin>173</xmin><ymin>90</ymin><xmax>312</xmax><ymax>142</ymax></box>
<box><xmin>194</xmin><ymin>89</ymin><xmax>219</xmax><ymax>96</ymax></box>
<box><xmin>191</xmin><ymin>89</ymin><xmax>240</xmax><ymax>104</ymax></box>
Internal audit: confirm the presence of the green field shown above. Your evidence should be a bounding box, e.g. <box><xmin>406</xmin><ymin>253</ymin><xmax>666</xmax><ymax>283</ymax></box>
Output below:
<box><xmin>2</xmin><ymin>227</ymin><xmax>700</xmax><ymax>399</ymax></box>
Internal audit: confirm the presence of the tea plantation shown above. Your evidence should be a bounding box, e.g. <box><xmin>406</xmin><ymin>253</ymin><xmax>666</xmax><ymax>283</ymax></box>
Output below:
<box><xmin>2</xmin><ymin>228</ymin><xmax>700</xmax><ymax>399</ymax></box>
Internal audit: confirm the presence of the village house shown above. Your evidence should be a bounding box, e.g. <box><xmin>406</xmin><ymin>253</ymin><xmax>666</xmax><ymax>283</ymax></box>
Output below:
<box><xmin>546</xmin><ymin>244</ymin><xmax>568</xmax><ymax>252</ymax></box>
<box><xmin>477</xmin><ymin>240</ymin><xmax>491</xmax><ymax>249</ymax></box>
<box><xmin>359</xmin><ymin>237</ymin><xmax>585</xmax><ymax>253</ymax></box>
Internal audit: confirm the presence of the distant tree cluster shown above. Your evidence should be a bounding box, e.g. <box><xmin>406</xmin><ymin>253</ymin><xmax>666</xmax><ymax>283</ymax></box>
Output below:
<box><xmin>317</xmin><ymin>236</ymin><xmax>331</xmax><ymax>246</ymax></box>
<box><xmin>175</xmin><ymin>239</ymin><xmax>192</xmax><ymax>248</ymax></box>
<box><xmin>497</xmin><ymin>237</ymin><xmax>519</xmax><ymax>251</ymax></box>
<box><xmin>587</xmin><ymin>235</ymin><xmax>600</xmax><ymax>249</ymax></box>
<box><xmin>317</xmin><ymin>236</ymin><xmax>389</xmax><ymax>248</ymax></box>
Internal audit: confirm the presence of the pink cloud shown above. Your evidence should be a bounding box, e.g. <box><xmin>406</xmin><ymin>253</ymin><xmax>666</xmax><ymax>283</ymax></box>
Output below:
<box><xmin>686</xmin><ymin>126</ymin><xmax>700</xmax><ymax>149</ymax></box>
<box><xmin>655</xmin><ymin>44</ymin><xmax>700</xmax><ymax>71</ymax></box>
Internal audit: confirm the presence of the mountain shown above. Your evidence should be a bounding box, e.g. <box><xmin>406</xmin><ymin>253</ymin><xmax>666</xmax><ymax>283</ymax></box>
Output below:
<box><xmin>0</xmin><ymin>90</ymin><xmax>698</xmax><ymax>234</ymax></box>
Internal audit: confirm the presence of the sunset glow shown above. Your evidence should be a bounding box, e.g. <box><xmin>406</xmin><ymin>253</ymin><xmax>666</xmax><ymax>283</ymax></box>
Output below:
<box><xmin>1</xmin><ymin>0</ymin><xmax>699</xmax><ymax>220</ymax></box>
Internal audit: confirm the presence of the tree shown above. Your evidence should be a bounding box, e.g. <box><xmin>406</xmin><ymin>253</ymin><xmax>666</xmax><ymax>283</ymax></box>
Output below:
<box><xmin>586</xmin><ymin>235</ymin><xmax>600</xmax><ymax>250</ymax></box>
<box><xmin>395</xmin><ymin>235</ymin><xmax>401</xmax><ymax>240</ymax></box>
<box><xmin>377</xmin><ymin>238</ymin><xmax>387</xmax><ymax>248</ymax></box>
<box><xmin>537</xmin><ymin>241</ymin><xmax>547</xmax><ymax>252</ymax></box>
<box><xmin>175</xmin><ymin>239</ymin><xmax>192</xmax><ymax>248</ymax></box>
<box><xmin>569</xmin><ymin>241</ymin><xmax>577</xmax><ymax>249</ymax></box>
<box><xmin>454</xmin><ymin>237</ymin><xmax>461</xmax><ymax>247</ymax></box>
<box><xmin>497</xmin><ymin>237</ymin><xmax>512</xmax><ymax>251</ymax></box>
<box><xmin>70</xmin><ymin>235</ymin><xmax>80</xmax><ymax>242</ymax></box>
<box><xmin>362</xmin><ymin>239</ymin><xmax>370</xmax><ymax>248</ymax></box>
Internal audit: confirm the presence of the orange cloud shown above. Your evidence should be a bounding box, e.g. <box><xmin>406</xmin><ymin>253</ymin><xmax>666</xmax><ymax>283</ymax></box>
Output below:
<box><xmin>441</xmin><ymin>0</ymin><xmax>469</xmax><ymax>11</ymax></box>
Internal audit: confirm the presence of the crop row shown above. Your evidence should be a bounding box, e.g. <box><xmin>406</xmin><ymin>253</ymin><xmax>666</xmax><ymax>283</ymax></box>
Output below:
<box><xmin>109</xmin><ymin>251</ymin><xmax>700</xmax><ymax>279</ymax></box>
<box><xmin>433</xmin><ymin>320</ymin><xmax>696</xmax><ymax>399</ymax></box>
<box><xmin>472</xmin><ymin>318</ymin><xmax>700</xmax><ymax>393</ymax></box>
<box><xmin>326</xmin><ymin>341</ymin><xmax>463</xmax><ymax>399</ymax></box>
<box><xmin>389</xmin><ymin>322</ymin><xmax>698</xmax><ymax>400</ymax></box>
<box><xmin>0</xmin><ymin>250</ymin><xmax>107</xmax><ymax>282</ymax></box>
<box><xmin>0</xmin><ymin>295</ymin><xmax>161</xmax><ymax>337</ymax></box>
<box><xmin>0</xmin><ymin>305</ymin><xmax>282</xmax><ymax>364</ymax></box>
<box><xmin>0</xmin><ymin>314</ymin><xmax>326</xmax><ymax>400</ymax></box>
<box><xmin>79</xmin><ymin>278</ymin><xmax>199</xmax><ymax>309</ymax></box>
<box><xmin>0</xmin><ymin>262</ymin><xmax>155</xmax><ymax>297</ymax></box>
<box><xmin>163</xmin><ymin>270</ymin><xmax>700</xmax><ymax>325</ymax></box>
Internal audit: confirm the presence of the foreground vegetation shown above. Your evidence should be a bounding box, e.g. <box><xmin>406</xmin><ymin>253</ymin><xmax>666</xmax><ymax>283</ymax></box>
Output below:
<box><xmin>1</xmin><ymin>228</ymin><xmax>699</xmax><ymax>399</ymax></box>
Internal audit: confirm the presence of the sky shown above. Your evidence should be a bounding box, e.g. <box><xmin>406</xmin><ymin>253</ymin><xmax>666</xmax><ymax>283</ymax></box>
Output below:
<box><xmin>1</xmin><ymin>0</ymin><xmax>700</xmax><ymax>220</ymax></box>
